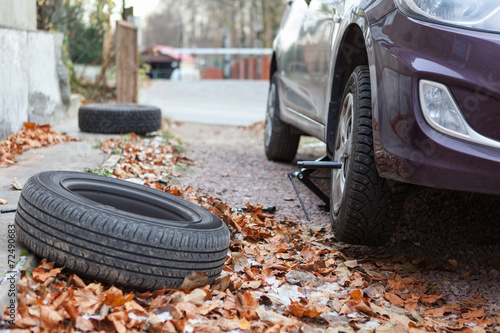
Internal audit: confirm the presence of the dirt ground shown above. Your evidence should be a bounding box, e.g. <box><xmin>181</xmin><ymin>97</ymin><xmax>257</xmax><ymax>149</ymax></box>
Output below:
<box><xmin>169</xmin><ymin>121</ymin><xmax>500</xmax><ymax>314</ymax></box>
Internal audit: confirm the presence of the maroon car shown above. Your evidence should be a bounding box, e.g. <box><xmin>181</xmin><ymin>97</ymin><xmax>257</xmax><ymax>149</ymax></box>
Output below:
<box><xmin>265</xmin><ymin>0</ymin><xmax>500</xmax><ymax>245</ymax></box>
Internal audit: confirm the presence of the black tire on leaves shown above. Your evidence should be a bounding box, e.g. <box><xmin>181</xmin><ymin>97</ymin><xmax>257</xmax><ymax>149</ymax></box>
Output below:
<box><xmin>264</xmin><ymin>73</ymin><xmax>300</xmax><ymax>162</ymax></box>
<box><xmin>330</xmin><ymin>66</ymin><xmax>407</xmax><ymax>246</ymax></box>
<box><xmin>78</xmin><ymin>103</ymin><xmax>162</xmax><ymax>134</ymax></box>
<box><xmin>15</xmin><ymin>171</ymin><xmax>230</xmax><ymax>290</ymax></box>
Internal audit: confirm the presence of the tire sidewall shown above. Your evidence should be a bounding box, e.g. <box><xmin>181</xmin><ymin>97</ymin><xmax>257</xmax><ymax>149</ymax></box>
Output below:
<box><xmin>264</xmin><ymin>73</ymin><xmax>279</xmax><ymax>153</ymax></box>
<box><xmin>331</xmin><ymin>70</ymin><xmax>364</xmax><ymax>228</ymax></box>
<box><xmin>32</xmin><ymin>171</ymin><xmax>223</xmax><ymax>231</ymax></box>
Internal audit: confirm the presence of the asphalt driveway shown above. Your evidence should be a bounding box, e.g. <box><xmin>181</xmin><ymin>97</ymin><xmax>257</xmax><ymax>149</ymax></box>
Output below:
<box><xmin>139</xmin><ymin>79</ymin><xmax>268</xmax><ymax>126</ymax></box>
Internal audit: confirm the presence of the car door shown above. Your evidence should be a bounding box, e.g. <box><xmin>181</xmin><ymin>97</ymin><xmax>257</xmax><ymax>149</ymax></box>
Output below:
<box><xmin>296</xmin><ymin>0</ymin><xmax>344</xmax><ymax>124</ymax></box>
<box><xmin>277</xmin><ymin>0</ymin><xmax>310</xmax><ymax>115</ymax></box>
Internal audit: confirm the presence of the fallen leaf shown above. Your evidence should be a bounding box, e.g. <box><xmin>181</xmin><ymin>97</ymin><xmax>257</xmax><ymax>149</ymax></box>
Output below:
<box><xmin>344</xmin><ymin>260</ymin><xmax>358</xmax><ymax>268</ymax></box>
<box><xmin>74</xmin><ymin>288</ymin><xmax>102</xmax><ymax>315</ymax></box>
<box><xmin>0</xmin><ymin>198</ymin><xmax>7</xmax><ymax>205</ymax></box>
<box><xmin>68</xmin><ymin>274</ymin><xmax>86</xmax><ymax>288</ymax></box>
<box><xmin>32</xmin><ymin>267</ymin><xmax>62</xmax><ymax>283</ymax></box>
<box><xmin>235</xmin><ymin>290</ymin><xmax>259</xmax><ymax>320</ymax></box>
<box><xmin>240</xmin><ymin>280</ymin><xmax>262</xmax><ymax>289</ymax></box>
<box><xmin>12</xmin><ymin>177</ymin><xmax>23</xmax><ymax>190</ymax></box>
<box><xmin>109</xmin><ymin>311</ymin><xmax>128</xmax><ymax>333</ymax></box>
<box><xmin>179</xmin><ymin>271</ymin><xmax>209</xmax><ymax>291</ymax></box>
<box><xmin>424</xmin><ymin>306</ymin><xmax>449</xmax><ymax>318</ymax></box>
<box><xmin>288</xmin><ymin>301</ymin><xmax>321</xmax><ymax>318</ymax></box>
<box><xmin>354</xmin><ymin>302</ymin><xmax>377</xmax><ymax>317</ymax></box>
<box><xmin>23</xmin><ymin>122</ymin><xmax>36</xmax><ymax>130</ymax></box>
<box><xmin>462</xmin><ymin>307</ymin><xmax>485</xmax><ymax>320</ymax></box>
<box><xmin>75</xmin><ymin>316</ymin><xmax>94</xmax><ymax>331</ymax></box>
<box><xmin>256</xmin><ymin>307</ymin><xmax>298</xmax><ymax>325</ymax></box>
<box><xmin>40</xmin><ymin>306</ymin><xmax>63</xmax><ymax>331</ymax></box>
<box><xmin>285</xmin><ymin>270</ymin><xmax>317</xmax><ymax>286</ymax></box>
<box><xmin>239</xmin><ymin>318</ymin><xmax>251</xmax><ymax>330</ymax></box>
<box><xmin>63</xmin><ymin>302</ymin><xmax>79</xmax><ymax>322</ymax></box>
<box><xmin>185</xmin><ymin>288</ymin><xmax>209</xmax><ymax>306</ymax></box>
<box><xmin>100</xmin><ymin>286</ymin><xmax>134</xmax><ymax>307</ymax></box>
<box><xmin>231</xmin><ymin>252</ymin><xmax>250</xmax><ymax>273</ymax></box>
<box><xmin>213</xmin><ymin>274</ymin><xmax>231</xmax><ymax>291</ymax></box>
<box><xmin>350</xmin><ymin>271</ymin><xmax>365</xmax><ymax>287</ymax></box>
<box><xmin>420</xmin><ymin>294</ymin><xmax>442</xmax><ymax>306</ymax></box>
<box><xmin>384</xmin><ymin>292</ymin><xmax>405</xmax><ymax>307</ymax></box>
<box><xmin>170</xmin><ymin>291</ymin><xmax>187</xmax><ymax>304</ymax></box>
<box><xmin>334</xmin><ymin>262</ymin><xmax>351</xmax><ymax>285</ymax></box>
<box><xmin>349</xmin><ymin>289</ymin><xmax>363</xmax><ymax>303</ymax></box>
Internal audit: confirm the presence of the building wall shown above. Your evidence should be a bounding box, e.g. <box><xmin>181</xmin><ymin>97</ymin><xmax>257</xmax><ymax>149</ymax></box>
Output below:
<box><xmin>27</xmin><ymin>31</ymin><xmax>71</xmax><ymax>125</ymax></box>
<box><xmin>0</xmin><ymin>29</ymin><xmax>29</xmax><ymax>140</ymax></box>
<box><xmin>0</xmin><ymin>0</ymin><xmax>73</xmax><ymax>140</ymax></box>
<box><xmin>0</xmin><ymin>0</ymin><xmax>36</xmax><ymax>31</ymax></box>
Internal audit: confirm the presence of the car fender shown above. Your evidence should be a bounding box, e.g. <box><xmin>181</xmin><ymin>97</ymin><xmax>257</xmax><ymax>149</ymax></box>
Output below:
<box><xmin>325</xmin><ymin>1</ymin><xmax>396</xmax><ymax>159</ymax></box>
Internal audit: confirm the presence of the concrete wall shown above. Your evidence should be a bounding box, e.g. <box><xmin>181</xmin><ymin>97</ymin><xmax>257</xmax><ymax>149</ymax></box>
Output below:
<box><xmin>0</xmin><ymin>0</ymin><xmax>36</xmax><ymax>30</ymax></box>
<box><xmin>0</xmin><ymin>29</ymin><xmax>29</xmax><ymax>139</ymax></box>
<box><xmin>0</xmin><ymin>0</ymin><xmax>73</xmax><ymax>140</ymax></box>
<box><xmin>0</xmin><ymin>28</ymin><xmax>72</xmax><ymax>140</ymax></box>
<box><xmin>27</xmin><ymin>31</ymin><xmax>71</xmax><ymax>124</ymax></box>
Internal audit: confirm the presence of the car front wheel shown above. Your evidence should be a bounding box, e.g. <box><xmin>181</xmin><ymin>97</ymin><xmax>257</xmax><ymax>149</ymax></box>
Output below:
<box><xmin>331</xmin><ymin>66</ymin><xmax>407</xmax><ymax>246</ymax></box>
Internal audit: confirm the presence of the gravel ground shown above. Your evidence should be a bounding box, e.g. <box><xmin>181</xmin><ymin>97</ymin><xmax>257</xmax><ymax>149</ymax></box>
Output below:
<box><xmin>169</xmin><ymin>121</ymin><xmax>500</xmax><ymax>315</ymax></box>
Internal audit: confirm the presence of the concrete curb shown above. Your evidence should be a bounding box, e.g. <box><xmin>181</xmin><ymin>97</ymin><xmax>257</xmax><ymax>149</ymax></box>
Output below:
<box><xmin>0</xmin><ymin>252</ymin><xmax>38</xmax><ymax>316</ymax></box>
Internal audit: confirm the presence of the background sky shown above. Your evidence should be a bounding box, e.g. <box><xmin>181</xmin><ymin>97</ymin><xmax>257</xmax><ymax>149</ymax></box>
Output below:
<box><xmin>113</xmin><ymin>0</ymin><xmax>162</xmax><ymax>22</ymax></box>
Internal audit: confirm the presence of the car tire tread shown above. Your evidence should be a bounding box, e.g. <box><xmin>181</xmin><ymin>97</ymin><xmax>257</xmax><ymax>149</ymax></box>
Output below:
<box><xmin>78</xmin><ymin>103</ymin><xmax>162</xmax><ymax>134</ymax></box>
<box><xmin>331</xmin><ymin>66</ymin><xmax>407</xmax><ymax>246</ymax></box>
<box><xmin>16</xmin><ymin>171</ymin><xmax>230</xmax><ymax>290</ymax></box>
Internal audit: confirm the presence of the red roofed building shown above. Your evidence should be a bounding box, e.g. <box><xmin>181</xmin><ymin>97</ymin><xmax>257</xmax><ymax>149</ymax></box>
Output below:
<box><xmin>141</xmin><ymin>45</ymin><xmax>197</xmax><ymax>79</ymax></box>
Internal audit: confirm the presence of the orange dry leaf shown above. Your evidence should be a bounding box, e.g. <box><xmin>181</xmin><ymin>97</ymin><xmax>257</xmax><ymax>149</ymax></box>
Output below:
<box><xmin>100</xmin><ymin>286</ymin><xmax>135</xmax><ymax>307</ymax></box>
<box><xmin>350</xmin><ymin>271</ymin><xmax>365</xmax><ymax>287</ymax></box>
<box><xmin>0</xmin><ymin>122</ymin><xmax>79</xmax><ymax>167</ymax></box>
<box><xmin>349</xmin><ymin>289</ymin><xmax>364</xmax><ymax>303</ymax></box>
<box><xmin>424</xmin><ymin>305</ymin><xmax>450</xmax><ymax>318</ymax></box>
<box><xmin>179</xmin><ymin>271</ymin><xmax>209</xmax><ymax>291</ymax></box>
<box><xmin>75</xmin><ymin>316</ymin><xmax>94</xmax><ymax>331</ymax></box>
<box><xmin>462</xmin><ymin>307</ymin><xmax>485</xmax><ymax>320</ymax></box>
<box><xmin>288</xmin><ymin>301</ymin><xmax>321</xmax><ymax>318</ymax></box>
<box><xmin>420</xmin><ymin>294</ymin><xmax>442</xmax><ymax>306</ymax></box>
<box><xmin>32</xmin><ymin>266</ymin><xmax>62</xmax><ymax>283</ymax></box>
<box><xmin>74</xmin><ymin>288</ymin><xmax>102</xmax><ymax>315</ymax></box>
<box><xmin>384</xmin><ymin>292</ymin><xmax>405</xmax><ymax>307</ymax></box>
<box><xmin>235</xmin><ymin>290</ymin><xmax>259</xmax><ymax>320</ymax></box>
<box><xmin>108</xmin><ymin>311</ymin><xmax>128</xmax><ymax>333</ymax></box>
<box><xmin>39</xmin><ymin>306</ymin><xmax>63</xmax><ymax>331</ymax></box>
<box><xmin>387</xmin><ymin>274</ymin><xmax>406</xmax><ymax>290</ymax></box>
<box><xmin>63</xmin><ymin>302</ymin><xmax>79</xmax><ymax>321</ymax></box>
<box><xmin>38</xmin><ymin>259</ymin><xmax>56</xmax><ymax>270</ymax></box>
<box><xmin>239</xmin><ymin>318</ymin><xmax>251</xmax><ymax>330</ymax></box>
<box><xmin>68</xmin><ymin>274</ymin><xmax>86</xmax><ymax>288</ymax></box>
<box><xmin>354</xmin><ymin>302</ymin><xmax>378</xmax><ymax>317</ymax></box>
<box><xmin>300</xmin><ymin>246</ymin><xmax>321</xmax><ymax>262</ymax></box>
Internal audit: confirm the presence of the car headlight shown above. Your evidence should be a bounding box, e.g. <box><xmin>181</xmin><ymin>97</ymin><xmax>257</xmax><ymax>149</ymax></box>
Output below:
<box><xmin>420</xmin><ymin>80</ymin><xmax>500</xmax><ymax>149</ymax></box>
<box><xmin>395</xmin><ymin>0</ymin><xmax>500</xmax><ymax>33</ymax></box>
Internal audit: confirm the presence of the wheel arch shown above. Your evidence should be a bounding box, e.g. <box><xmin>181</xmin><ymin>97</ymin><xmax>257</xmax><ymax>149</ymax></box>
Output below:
<box><xmin>326</xmin><ymin>23</ymin><xmax>369</xmax><ymax>157</ymax></box>
<box><xmin>270</xmin><ymin>52</ymin><xmax>278</xmax><ymax>80</ymax></box>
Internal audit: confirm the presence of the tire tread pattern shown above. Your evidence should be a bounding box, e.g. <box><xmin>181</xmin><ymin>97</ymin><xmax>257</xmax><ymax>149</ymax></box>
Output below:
<box><xmin>332</xmin><ymin>66</ymin><xmax>407</xmax><ymax>246</ymax></box>
<box><xmin>79</xmin><ymin>104</ymin><xmax>162</xmax><ymax>134</ymax></box>
<box><xmin>15</xmin><ymin>173</ymin><xmax>230</xmax><ymax>290</ymax></box>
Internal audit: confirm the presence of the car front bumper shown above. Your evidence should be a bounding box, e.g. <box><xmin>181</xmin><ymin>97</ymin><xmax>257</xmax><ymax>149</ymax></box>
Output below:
<box><xmin>370</xmin><ymin>9</ymin><xmax>500</xmax><ymax>194</ymax></box>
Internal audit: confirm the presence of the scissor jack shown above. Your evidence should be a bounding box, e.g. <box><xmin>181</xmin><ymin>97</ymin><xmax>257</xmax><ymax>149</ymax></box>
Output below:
<box><xmin>288</xmin><ymin>155</ymin><xmax>342</xmax><ymax>221</ymax></box>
